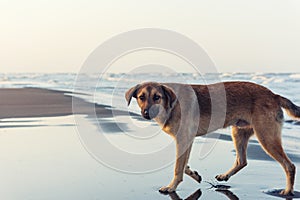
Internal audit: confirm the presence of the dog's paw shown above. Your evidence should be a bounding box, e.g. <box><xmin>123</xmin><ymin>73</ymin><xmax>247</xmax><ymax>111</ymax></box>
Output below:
<box><xmin>215</xmin><ymin>174</ymin><xmax>229</xmax><ymax>182</ymax></box>
<box><xmin>194</xmin><ymin>171</ymin><xmax>202</xmax><ymax>183</ymax></box>
<box><xmin>159</xmin><ymin>186</ymin><xmax>176</xmax><ymax>194</ymax></box>
<box><xmin>280</xmin><ymin>189</ymin><xmax>294</xmax><ymax>196</ymax></box>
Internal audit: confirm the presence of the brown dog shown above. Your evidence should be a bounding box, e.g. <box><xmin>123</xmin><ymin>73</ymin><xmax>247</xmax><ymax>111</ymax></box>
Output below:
<box><xmin>125</xmin><ymin>81</ymin><xmax>299</xmax><ymax>195</ymax></box>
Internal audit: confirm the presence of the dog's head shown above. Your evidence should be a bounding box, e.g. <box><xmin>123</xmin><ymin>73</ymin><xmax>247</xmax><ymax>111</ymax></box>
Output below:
<box><xmin>125</xmin><ymin>82</ymin><xmax>177</xmax><ymax>120</ymax></box>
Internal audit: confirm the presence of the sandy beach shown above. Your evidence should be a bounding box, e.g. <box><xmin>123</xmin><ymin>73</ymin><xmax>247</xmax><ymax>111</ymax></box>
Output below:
<box><xmin>0</xmin><ymin>88</ymin><xmax>300</xmax><ymax>199</ymax></box>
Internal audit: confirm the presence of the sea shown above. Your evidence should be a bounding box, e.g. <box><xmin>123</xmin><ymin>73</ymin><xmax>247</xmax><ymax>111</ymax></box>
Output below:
<box><xmin>0</xmin><ymin>72</ymin><xmax>300</xmax><ymax>159</ymax></box>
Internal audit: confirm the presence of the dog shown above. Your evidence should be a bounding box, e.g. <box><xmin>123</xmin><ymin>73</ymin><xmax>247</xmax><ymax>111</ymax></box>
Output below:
<box><xmin>125</xmin><ymin>81</ymin><xmax>299</xmax><ymax>196</ymax></box>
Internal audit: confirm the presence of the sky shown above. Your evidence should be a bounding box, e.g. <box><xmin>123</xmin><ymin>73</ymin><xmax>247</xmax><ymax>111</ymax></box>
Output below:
<box><xmin>0</xmin><ymin>0</ymin><xmax>300</xmax><ymax>73</ymax></box>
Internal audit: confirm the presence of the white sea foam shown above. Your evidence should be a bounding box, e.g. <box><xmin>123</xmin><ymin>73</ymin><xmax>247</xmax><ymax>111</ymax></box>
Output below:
<box><xmin>219</xmin><ymin>72</ymin><xmax>235</xmax><ymax>78</ymax></box>
<box><xmin>290</xmin><ymin>74</ymin><xmax>300</xmax><ymax>79</ymax></box>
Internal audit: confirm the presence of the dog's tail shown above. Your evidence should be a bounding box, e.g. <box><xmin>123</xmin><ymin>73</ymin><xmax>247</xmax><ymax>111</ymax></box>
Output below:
<box><xmin>277</xmin><ymin>95</ymin><xmax>300</xmax><ymax>118</ymax></box>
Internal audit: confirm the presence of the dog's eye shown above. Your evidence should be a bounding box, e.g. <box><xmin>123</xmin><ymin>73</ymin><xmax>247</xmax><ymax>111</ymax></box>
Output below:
<box><xmin>139</xmin><ymin>96</ymin><xmax>145</xmax><ymax>101</ymax></box>
<box><xmin>153</xmin><ymin>95</ymin><xmax>161</xmax><ymax>101</ymax></box>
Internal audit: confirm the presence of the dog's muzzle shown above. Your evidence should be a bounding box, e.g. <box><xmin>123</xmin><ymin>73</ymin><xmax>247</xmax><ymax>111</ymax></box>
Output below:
<box><xmin>142</xmin><ymin>107</ymin><xmax>159</xmax><ymax>120</ymax></box>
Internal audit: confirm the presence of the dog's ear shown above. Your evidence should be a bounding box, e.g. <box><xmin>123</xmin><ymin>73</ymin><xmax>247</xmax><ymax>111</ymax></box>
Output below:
<box><xmin>125</xmin><ymin>84</ymin><xmax>141</xmax><ymax>106</ymax></box>
<box><xmin>161</xmin><ymin>85</ymin><xmax>177</xmax><ymax>109</ymax></box>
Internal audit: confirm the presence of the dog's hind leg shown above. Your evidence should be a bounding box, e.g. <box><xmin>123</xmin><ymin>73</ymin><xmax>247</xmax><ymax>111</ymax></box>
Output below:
<box><xmin>254</xmin><ymin>122</ymin><xmax>296</xmax><ymax>196</ymax></box>
<box><xmin>216</xmin><ymin>126</ymin><xmax>253</xmax><ymax>181</ymax></box>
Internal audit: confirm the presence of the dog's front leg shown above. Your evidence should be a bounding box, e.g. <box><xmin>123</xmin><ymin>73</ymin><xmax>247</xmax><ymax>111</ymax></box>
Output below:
<box><xmin>159</xmin><ymin>139</ymin><xmax>191</xmax><ymax>193</ymax></box>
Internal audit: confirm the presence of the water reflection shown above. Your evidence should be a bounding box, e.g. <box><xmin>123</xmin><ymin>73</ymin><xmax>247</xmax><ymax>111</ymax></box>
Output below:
<box><xmin>163</xmin><ymin>188</ymin><xmax>240</xmax><ymax>200</ymax></box>
<box><xmin>167</xmin><ymin>189</ymin><xmax>202</xmax><ymax>200</ymax></box>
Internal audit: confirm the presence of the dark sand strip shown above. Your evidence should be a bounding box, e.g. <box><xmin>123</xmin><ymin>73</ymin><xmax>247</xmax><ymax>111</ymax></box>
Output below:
<box><xmin>0</xmin><ymin>88</ymin><xmax>129</xmax><ymax>119</ymax></box>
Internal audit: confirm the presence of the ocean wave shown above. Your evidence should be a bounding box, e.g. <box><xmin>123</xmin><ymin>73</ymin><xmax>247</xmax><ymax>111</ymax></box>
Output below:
<box><xmin>0</xmin><ymin>75</ymin><xmax>10</xmax><ymax>82</ymax></box>
<box><xmin>251</xmin><ymin>75</ymin><xmax>273</xmax><ymax>84</ymax></box>
<box><xmin>290</xmin><ymin>74</ymin><xmax>300</xmax><ymax>79</ymax></box>
<box><xmin>219</xmin><ymin>72</ymin><xmax>235</xmax><ymax>78</ymax></box>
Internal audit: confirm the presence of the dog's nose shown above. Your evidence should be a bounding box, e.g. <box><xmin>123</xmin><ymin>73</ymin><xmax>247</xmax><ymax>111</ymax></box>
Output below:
<box><xmin>142</xmin><ymin>109</ymin><xmax>151</xmax><ymax>120</ymax></box>
<box><xmin>143</xmin><ymin>109</ymin><xmax>149</xmax><ymax>116</ymax></box>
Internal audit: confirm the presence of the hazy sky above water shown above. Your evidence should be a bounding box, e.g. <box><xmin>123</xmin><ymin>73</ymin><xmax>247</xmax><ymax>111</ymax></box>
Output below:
<box><xmin>1</xmin><ymin>0</ymin><xmax>300</xmax><ymax>73</ymax></box>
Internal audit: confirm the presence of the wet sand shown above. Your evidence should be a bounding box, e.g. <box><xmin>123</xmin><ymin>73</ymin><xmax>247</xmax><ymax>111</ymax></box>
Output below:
<box><xmin>0</xmin><ymin>88</ymin><xmax>300</xmax><ymax>199</ymax></box>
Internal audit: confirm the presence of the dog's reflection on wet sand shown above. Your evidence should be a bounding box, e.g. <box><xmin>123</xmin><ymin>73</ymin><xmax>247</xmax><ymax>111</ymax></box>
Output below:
<box><xmin>167</xmin><ymin>189</ymin><xmax>202</xmax><ymax>200</ymax></box>
<box><xmin>163</xmin><ymin>188</ymin><xmax>239</xmax><ymax>200</ymax></box>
